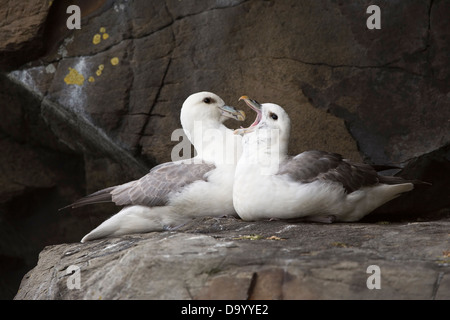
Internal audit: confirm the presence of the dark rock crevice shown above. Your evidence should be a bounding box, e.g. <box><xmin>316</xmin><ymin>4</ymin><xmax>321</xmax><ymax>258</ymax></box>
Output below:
<box><xmin>266</xmin><ymin>55</ymin><xmax>430</xmax><ymax>79</ymax></box>
<box><xmin>425</xmin><ymin>0</ymin><xmax>435</xmax><ymax>79</ymax></box>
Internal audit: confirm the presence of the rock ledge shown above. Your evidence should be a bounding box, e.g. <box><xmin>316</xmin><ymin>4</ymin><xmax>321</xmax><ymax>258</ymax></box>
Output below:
<box><xmin>15</xmin><ymin>217</ymin><xmax>450</xmax><ymax>300</ymax></box>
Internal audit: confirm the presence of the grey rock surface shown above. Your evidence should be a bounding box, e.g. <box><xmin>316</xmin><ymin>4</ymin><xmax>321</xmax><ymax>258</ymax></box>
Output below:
<box><xmin>14</xmin><ymin>217</ymin><xmax>450</xmax><ymax>300</ymax></box>
<box><xmin>0</xmin><ymin>0</ymin><xmax>50</xmax><ymax>70</ymax></box>
<box><xmin>1</xmin><ymin>0</ymin><xmax>449</xmax><ymax>300</ymax></box>
<box><xmin>2</xmin><ymin>0</ymin><xmax>448</xmax><ymax>221</ymax></box>
<box><xmin>5</xmin><ymin>0</ymin><xmax>450</xmax><ymax>165</ymax></box>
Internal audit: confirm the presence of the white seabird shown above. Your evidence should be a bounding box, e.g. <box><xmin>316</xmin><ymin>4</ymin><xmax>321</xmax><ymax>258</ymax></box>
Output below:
<box><xmin>233</xmin><ymin>96</ymin><xmax>423</xmax><ymax>223</ymax></box>
<box><xmin>64</xmin><ymin>92</ymin><xmax>245</xmax><ymax>242</ymax></box>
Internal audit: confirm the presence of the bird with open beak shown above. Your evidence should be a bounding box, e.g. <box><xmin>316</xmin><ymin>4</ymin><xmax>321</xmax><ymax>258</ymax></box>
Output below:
<box><xmin>232</xmin><ymin>96</ymin><xmax>421</xmax><ymax>223</ymax></box>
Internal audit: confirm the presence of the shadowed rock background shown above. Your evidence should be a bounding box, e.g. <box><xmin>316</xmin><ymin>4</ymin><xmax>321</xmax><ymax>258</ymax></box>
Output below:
<box><xmin>0</xmin><ymin>0</ymin><xmax>449</xmax><ymax>299</ymax></box>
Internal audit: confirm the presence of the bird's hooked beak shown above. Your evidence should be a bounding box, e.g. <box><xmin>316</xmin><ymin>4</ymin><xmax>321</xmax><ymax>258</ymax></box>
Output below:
<box><xmin>234</xmin><ymin>96</ymin><xmax>263</xmax><ymax>135</ymax></box>
<box><xmin>218</xmin><ymin>105</ymin><xmax>246</xmax><ymax>121</ymax></box>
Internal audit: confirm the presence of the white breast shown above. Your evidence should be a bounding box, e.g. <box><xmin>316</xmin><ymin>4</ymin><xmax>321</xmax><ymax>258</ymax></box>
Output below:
<box><xmin>168</xmin><ymin>164</ymin><xmax>238</xmax><ymax>217</ymax></box>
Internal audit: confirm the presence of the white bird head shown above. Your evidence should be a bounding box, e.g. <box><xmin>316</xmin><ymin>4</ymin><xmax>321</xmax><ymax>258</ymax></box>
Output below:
<box><xmin>181</xmin><ymin>92</ymin><xmax>245</xmax><ymax>127</ymax></box>
<box><xmin>234</xmin><ymin>96</ymin><xmax>291</xmax><ymax>154</ymax></box>
<box><xmin>180</xmin><ymin>92</ymin><xmax>245</xmax><ymax>163</ymax></box>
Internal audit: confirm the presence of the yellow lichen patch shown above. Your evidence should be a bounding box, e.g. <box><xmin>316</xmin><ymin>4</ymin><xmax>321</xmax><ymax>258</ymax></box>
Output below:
<box><xmin>88</xmin><ymin>76</ymin><xmax>95</xmax><ymax>83</ymax></box>
<box><xmin>110</xmin><ymin>57</ymin><xmax>119</xmax><ymax>66</ymax></box>
<box><xmin>330</xmin><ymin>241</ymin><xmax>348</xmax><ymax>248</ymax></box>
<box><xmin>233</xmin><ymin>234</ymin><xmax>264</xmax><ymax>240</ymax></box>
<box><xmin>64</xmin><ymin>68</ymin><xmax>85</xmax><ymax>86</ymax></box>
<box><xmin>99</xmin><ymin>27</ymin><xmax>106</xmax><ymax>33</ymax></box>
<box><xmin>93</xmin><ymin>64</ymin><xmax>105</xmax><ymax>78</ymax></box>
<box><xmin>265</xmin><ymin>236</ymin><xmax>285</xmax><ymax>241</ymax></box>
<box><xmin>93</xmin><ymin>34</ymin><xmax>101</xmax><ymax>45</ymax></box>
<box><xmin>232</xmin><ymin>234</ymin><xmax>286</xmax><ymax>241</ymax></box>
<box><xmin>436</xmin><ymin>252</ymin><xmax>450</xmax><ymax>265</ymax></box>
<box><xmin>102</xmin><ymin>33</ymin><xmax>109</xmax><ymax>40</ymax></box>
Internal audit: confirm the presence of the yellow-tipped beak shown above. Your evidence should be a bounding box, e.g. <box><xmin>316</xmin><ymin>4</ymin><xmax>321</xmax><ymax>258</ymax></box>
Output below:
<box><xmin>234</xmin><ymin>95</ymin><xmax>263</xmax><ymax>135</ymax></box>
<box><xmin>218</xmin><ymin>105</ymin><xmax>246</xmax><ymax>121</ymax></box>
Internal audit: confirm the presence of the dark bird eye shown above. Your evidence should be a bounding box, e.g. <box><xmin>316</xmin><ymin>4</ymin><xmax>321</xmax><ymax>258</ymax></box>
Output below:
<box><xmin>270</xmin><ymin>112</ymin><xmax>278</xmax><ymax>120</ymax></box>
<box><xmin>203</xmin><ymin>97</ymin><xmax>212</xmax><ymax>104</ymax></box>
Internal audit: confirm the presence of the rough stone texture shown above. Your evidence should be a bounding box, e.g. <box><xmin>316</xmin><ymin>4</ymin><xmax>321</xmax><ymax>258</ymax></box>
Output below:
<box><xmin>0</xmin><ymin>0</ymin><xmax>51</xmax><ymax>70</ymax></box>
<box><xmin>1</xmin><ymin>0</ymin><xmax>449</xmax><ymax>299</ymax></box>
<box><xmin>14</xmin><ymin>217</ymin><xmax>450</xmax><ymax>300</ymax></box>
<box><xmin>5</xmin><ymin>0</ymin><xmax>449</xmax><ymax>167</ymax></box>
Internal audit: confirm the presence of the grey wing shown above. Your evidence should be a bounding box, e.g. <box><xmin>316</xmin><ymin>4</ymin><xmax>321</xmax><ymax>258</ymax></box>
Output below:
<box><xmin>63</xmin><ymin>161</ymin><xmax>216</xmax><ymax>209</ymax></box>
<box><xmin>111</xmin><ymin>161</ymin><xmax>216</xmax><ymax>206</ymax></box>
<box><xmin>277</xmin><ymin>150</ymin><xmax>380</xmax><ymax>193</ymax></box>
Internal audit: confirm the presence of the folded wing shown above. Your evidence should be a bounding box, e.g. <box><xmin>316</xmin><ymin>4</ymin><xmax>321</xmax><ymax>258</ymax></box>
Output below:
<box><xmin>277</xmin><ymin>150</ymin><xmax>421</xmax><ymax>193</ymax></box>
<box><xmin>62</xmin><ymin>161</ymin><xmax>216</xmax><ymax>209</ymax></box>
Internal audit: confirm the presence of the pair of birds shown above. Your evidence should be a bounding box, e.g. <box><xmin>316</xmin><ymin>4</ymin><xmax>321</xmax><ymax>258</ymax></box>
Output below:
<box><xmin>65</xmin><ymin>92</ymin><xmax>418</xmax><ymax>242</ymax></box>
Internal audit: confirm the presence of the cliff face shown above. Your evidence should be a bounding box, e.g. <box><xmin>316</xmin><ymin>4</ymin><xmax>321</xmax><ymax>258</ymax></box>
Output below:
<box><xmin>1</xmin><ymin>0</ymin><xmax>449</xmax><ymax>299</ymax></box>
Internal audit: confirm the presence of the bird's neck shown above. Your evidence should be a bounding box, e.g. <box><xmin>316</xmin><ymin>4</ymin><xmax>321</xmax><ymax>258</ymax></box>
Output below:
<box><xmin>240</xmin><ymin>130</ymin><xmax>289</xmax><ymax>174</ymax></box>
<box><xmin>183</xmin><ymin>119</ymin><xmax>241</xmax><ymax>164</ymax></box>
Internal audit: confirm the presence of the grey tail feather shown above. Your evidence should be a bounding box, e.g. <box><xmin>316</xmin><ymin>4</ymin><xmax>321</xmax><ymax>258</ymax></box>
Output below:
<box><xmin>378</xmin><ymin>175</ymin><xmax>432</xmax><ymax>186</ymax></box>
<box><xmin>59</xmin><ymin>186</ymin><xmax>116</xmax><ymax>211</ymax></box>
